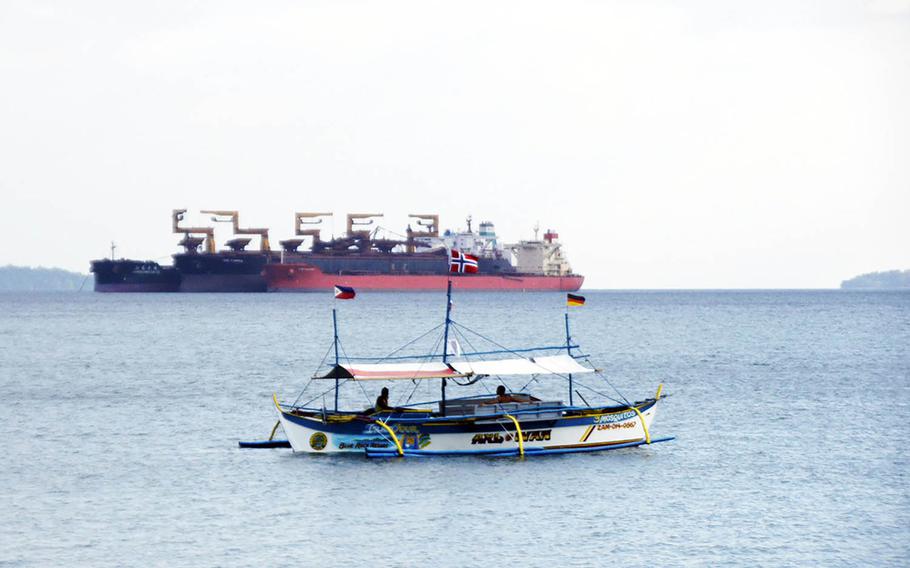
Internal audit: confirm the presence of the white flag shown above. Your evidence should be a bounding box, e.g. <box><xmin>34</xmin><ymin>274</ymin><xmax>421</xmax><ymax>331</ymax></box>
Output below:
<box><xmin>447</xmin><ymin>337</ymin><xmax>462</xmax><ymax>356</ymax></box>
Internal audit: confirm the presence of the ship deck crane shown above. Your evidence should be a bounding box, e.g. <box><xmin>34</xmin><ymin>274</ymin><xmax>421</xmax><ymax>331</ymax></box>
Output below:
<box><xmin>172</xmin><ymin>209</ymin><xmax>216</xmax><ymax>254</ymax></box>
<box><xmin>201</xmin><ymin>210</ymin><xmax>271</xmax><ymax>252</ymax></box>
<box><xmin>406</xmin><ymin>213</ymin><xmax>439</xmax><ymax>253</ymax></box>
<box><xmin>346</xmin><ymin>213</ymin><xmax>383</xmax><ymax>252</ymax></box>
<box><xmin>281</xmin><ymin>212</ymin><xmax>333</xmax><ymax>253</ymax></box>
<box><xmin>347</xmin><ymin>213</ymin><xmax>383</xmax><ymax>238</ymax></box>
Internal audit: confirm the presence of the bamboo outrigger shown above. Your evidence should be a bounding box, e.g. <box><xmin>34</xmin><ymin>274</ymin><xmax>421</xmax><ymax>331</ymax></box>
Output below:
<box><xmin>243</xmin><ymin>282</ymin><xmax>673</xmax><ymax>457</ymax></box>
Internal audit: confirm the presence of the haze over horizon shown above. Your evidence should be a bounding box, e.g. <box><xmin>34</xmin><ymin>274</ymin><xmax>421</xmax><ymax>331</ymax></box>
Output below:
<box><xmin>2</xmin><ymin>1</ymin><xmax>908</xmax><ymax>289</ymax></box>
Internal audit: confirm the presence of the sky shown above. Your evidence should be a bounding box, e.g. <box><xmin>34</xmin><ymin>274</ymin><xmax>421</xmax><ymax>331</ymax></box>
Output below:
<box><xmin>1</xmin><ymin>0</ymin><xmax>908</xmax><ymax>288</ymax></box>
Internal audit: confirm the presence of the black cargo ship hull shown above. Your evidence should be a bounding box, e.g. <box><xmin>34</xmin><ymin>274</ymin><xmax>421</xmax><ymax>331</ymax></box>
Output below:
<box><xmin>172</xmin><ymin>253</ymin><xmax>269</xmax><ymax>292</ymax></box>
<box><xmin>90</xmin><ymin>260</ymin><xmax>181</xmax><ymax>292</ymax></box>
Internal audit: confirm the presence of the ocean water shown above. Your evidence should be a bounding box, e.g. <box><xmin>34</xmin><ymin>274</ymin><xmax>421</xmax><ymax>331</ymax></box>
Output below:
<box><xmin>0</xmin><ymin>290</ymin><xmax>907</xmax><ymax>567</ymax></box>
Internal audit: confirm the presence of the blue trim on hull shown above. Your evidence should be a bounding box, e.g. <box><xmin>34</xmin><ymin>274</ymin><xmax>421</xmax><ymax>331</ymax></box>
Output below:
<box><xmin>278</xmin><ymin>399</ymin><xmax>658</xmax><ymax>435</ymax></box>
<box><xmin>364</xmin><ymin>436</ymin><xmax>675</xmax><ymax>458</ymax></box>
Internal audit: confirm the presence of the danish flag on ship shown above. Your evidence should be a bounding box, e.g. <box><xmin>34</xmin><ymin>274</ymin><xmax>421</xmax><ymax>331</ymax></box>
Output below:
<box><xmin>449</xmin><ymin>249</ymin><xmax>479</xmax><ymax>273</ymax></box>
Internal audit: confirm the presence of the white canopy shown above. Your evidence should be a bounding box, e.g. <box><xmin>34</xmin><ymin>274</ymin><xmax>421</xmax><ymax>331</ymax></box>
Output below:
<box><xmin>316</xmin><ymin>354</ymin><xmax>593</xmax><ymax>381</ymax></box>
<box><xmin>449</xmin><ymin>354</ymin><xmax>593</xmax><ymax>376</ymax></box>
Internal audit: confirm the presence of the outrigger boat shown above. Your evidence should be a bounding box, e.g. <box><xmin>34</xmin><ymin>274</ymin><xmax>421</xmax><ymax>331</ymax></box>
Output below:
<box><xmin>259</xmin><ymin>283</ymin><xmax>672</xmax><ymax>457</ymax></box>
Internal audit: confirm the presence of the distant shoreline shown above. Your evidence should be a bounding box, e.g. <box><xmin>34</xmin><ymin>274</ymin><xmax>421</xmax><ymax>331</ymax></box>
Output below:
<box><xmin>0</xmin><ymin>265</ymin><xmax>90</xmax><ymax>291</ymax></box>
<box><xmin>840</xmin><ymin>270</ymin><xmax>910</xmax><ymax>290</ymax></box>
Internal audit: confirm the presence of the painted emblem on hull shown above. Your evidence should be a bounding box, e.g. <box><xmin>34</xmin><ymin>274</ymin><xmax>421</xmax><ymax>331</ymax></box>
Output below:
<box><xmin>309</xmin><ymin>432</ymin><xmax>328</xmax><ymax>451</ymax></box>
<box><xmin>471</xmin><ymin>429</ymin><xmax>551</xmax><ymax>444</ymax></box>
<box><xmin>338</xmin><ymin>425</ymin><xmax>431</xmax><ymax>450</ymax></box>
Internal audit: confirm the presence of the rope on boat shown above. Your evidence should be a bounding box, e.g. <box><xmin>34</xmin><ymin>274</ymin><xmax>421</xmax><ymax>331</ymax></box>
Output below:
<box><xmin>453</xmin><ymin>321</ymin><xmax>650</xmax><ymax>427</ymax></box>
<box><xmin>399</xmin><ymin>328</ymin><xmax>447</xmax><ymax>406</ymax></box>
<box><xmin>373</xmin><ymin>419</ymin><xmax>403</xmax><ymax>456</ymax></box>
<box><xmin>297</xmin><ymin>379</ymin><xmax>352</xmax><ymax>409</ymax></box>
<box><xmin>454</xmin><ymin>321</ymin><xmax>632</xmax><ymax>405</ymax></box>
<box><xmin>337</xmin><ymin>340</ymin><xmax>378</xmax><ymax>409</ymax></box>
<box><xmin>291</xmin><ymin>340</ymin><xmax>336</xmax><ymax>408</ymax></box>
<box><xmin>503</xmin><ymin>414</ymin><xmax>525</xmax><ymax>456</ymax></box>
<box><xmin>451</xmin><ymin>325</ymin><xmax>505</xmax><ymax>395</ymax></box>
<box><xmin>591</xmin><ymin>368</ymin><xmax>633</xmax><ymax>407</ymax></box>
<box><xmin>356</xmin><ymin>322</ymin><xmax>446</xmax><ymax>363</ymax></box>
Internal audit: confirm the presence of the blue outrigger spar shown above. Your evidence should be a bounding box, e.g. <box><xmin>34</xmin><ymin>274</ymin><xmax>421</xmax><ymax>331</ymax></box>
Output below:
<box><xmin>241</xmin><ymin>282</ymin><xmax>673</xmax><ymax>457</ymax></box>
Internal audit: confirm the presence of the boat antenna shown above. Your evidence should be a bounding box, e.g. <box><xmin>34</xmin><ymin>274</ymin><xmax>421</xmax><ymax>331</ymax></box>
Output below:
<box><xmin>440</xmin><ymin>279</ymin><xmax>454</xmax><ymax>415</ymax></box>
<box><xmin>332</xmin><ymin>300</ymin><xmax>340</xmax><ymax>411</ymax></box>
<box><xmin>110</xmin><ymin>241</ymin><xmax>116</xmax><ymax>261</ymax></box>
<box><xmin>565</xmin><ymin>301</ymin><xmax>574</xmax><ymax>406</ymax></box>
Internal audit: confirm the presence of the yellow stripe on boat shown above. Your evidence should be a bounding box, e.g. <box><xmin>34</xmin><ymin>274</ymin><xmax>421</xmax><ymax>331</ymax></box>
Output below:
<box><xmin>580</xmin><ymin>424</ymin><xmax>595</xmax><ymax>442</ymax></box>
<box><xmin>268</xmin><ymin>420</ymin><xmax>281</xmax><ymax>441</ymax></box>
<box><xmin>504</xmin><ymin>414</ymin><xmax>524</xmax><ymax>456</ymax></box>
<box><xmin>374</xmin><ymin>419</ymin><xmax>404</xmax><ymax>456</ymax></box>
<box><xmin>631</xmin><ymin>405</ymin><xmax>651</xmax><ymax>444</ymax></box>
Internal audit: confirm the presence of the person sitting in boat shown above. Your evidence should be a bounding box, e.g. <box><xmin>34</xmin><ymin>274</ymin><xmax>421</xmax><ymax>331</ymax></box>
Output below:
<box><xmin>485</xmin><ymin>385</ymin><xmax>525</xmax><ymax>405</ymax></box>
<box><xmin>372</xmin><ymin>387</ymin><xmax>402</xmax><ymax>413</ymax></box>
<box><xmin>374</xmin><ymin>387</ymin><xmax>391</xmax><ymax>412</ymax></box>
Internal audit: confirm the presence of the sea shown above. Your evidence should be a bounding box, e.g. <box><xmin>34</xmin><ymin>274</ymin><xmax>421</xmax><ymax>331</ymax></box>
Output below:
<box><xmin>1</xmin><ymin>290</ymin><xmax>907</xmax><ymax>567</ymax></box>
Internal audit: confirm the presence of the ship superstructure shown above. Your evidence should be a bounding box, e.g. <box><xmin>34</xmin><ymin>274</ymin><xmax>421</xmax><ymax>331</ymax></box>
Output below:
<box><xmin>508</xmin><ymin>227</ymin><xmax>574</xmax><ymax>276</ymax></box>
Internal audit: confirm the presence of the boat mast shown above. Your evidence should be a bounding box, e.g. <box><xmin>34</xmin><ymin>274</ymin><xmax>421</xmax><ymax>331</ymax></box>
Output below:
<box><xmin>333</xmin><ymin>307</ymin><xmax>340</xmax><ymax>411</ymax></box>
<box><xmin>441</xmin><ymin>279</ymin><xmax>453</xmax><ymax>415</ymax></box>
<box><xmin>565</xmin><ymin>308</ymin><xmax>574</xmax><ymax>406</ymax></box>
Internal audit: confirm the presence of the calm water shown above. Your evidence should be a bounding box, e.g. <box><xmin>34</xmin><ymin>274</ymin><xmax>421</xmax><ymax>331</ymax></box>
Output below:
<box><xmin>1</xmin><ymin>290</ymin><xmax>908</xmax><ymax>567</ymax></box>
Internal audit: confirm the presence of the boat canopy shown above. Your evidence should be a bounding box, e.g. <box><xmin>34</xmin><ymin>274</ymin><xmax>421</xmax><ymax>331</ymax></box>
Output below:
<box><xmin>315</xmin><ymin>354</ymin><xmax>592</xmax><ymax>381</ymax></box>
<box><xmin>316</xmin><ymin>362</ymin><xmax>468</xmax><ymax>381</ymax></box>
<box><xmin>449</xmin><ymin>354</ymin><xmax>593</xmax><ymax>376</ymax></box>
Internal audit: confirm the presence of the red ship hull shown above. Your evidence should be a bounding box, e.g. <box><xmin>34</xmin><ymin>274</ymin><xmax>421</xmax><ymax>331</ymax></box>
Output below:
<box><xmin>264</xmin><ymin>264</ymin><xmax>584</xmax><ymax>292</ymax></box>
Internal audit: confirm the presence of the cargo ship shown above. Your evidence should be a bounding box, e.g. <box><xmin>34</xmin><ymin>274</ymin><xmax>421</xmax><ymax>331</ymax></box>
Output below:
<box><xmin>90</xmin><ymin>210</ymin><xmax>584</xmax><ymax>292</ymax></box>
<box><xmin>90</xmin><ymin>253</ymin><xmax>181</xmax><ymax>292</ymax></box>
<box><xmin>171</xmin><ymin>209</ymin><xmax>270</xmax><ymax>292</ymax></box>
<box><xmin>264</xmin><ymin>213</ymin><xmax>583</xmax><ymax>292</ymax></box>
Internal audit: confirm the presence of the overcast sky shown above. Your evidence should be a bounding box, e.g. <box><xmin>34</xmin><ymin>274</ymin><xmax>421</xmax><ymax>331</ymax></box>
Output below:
<box><xmin>1</xmin><ymin>1</ymin><xmax>907</xmax><ymax>288</ymax></box>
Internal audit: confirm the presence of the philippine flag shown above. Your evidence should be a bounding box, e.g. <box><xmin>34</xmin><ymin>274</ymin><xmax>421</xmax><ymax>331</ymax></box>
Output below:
<box><xmin>449</xmin><ymin>249</ymin><xmax>479</xmax><ymax>273</ymax></box>
<box><xmin>334</xmin><ymin>285</ymin><xmax>356</xmax><ymax>299</ymax></box>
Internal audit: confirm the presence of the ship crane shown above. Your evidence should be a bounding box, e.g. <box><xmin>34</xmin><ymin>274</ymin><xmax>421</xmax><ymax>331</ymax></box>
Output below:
<box><xmin>172</xmin><ymin>209</ymin><xmax>216</xmax><ymax>254</ymax></box>
<box><xmin>406</xmin><ymin>213</ymin><xmax>439</xmax><ymax>253</ymax></box>
<box><xmin>201</xmin><ymin>210</ymin><xmax>271</xmax><ymax>253</ymax></box>
<box><xmin>281</xmin><ymin>212</ymin><xmax>333</xmax><ymax>253</ymax></box>
<box><xmin>347</xmin><ymin>213</ymin><xmax>383</xmax><ymax>252</ymax></box>
<box><xmin>347</xmin><ymin>213</ymin><xmax>383</xmax><ymax>237</ymax></box>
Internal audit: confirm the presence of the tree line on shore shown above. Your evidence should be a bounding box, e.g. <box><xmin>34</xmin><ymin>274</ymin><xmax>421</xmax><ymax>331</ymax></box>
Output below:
<box><xmin>0</xmin><ymin>265</ymin><xmax>89</xmax><ymax>291</ymax></box>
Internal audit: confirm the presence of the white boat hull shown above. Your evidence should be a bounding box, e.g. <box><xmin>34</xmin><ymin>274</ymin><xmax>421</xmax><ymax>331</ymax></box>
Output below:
<box><xmin>277</xmin><ymin>403</ymin><xmax>660</xmax><ymax>455</ymax></box>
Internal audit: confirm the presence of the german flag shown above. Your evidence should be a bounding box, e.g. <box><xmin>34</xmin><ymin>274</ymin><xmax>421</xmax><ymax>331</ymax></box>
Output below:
<box><xmin>567</xmin><ymin>293</ymin><xmax>585</xmax><ymax>307</ymax></box>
